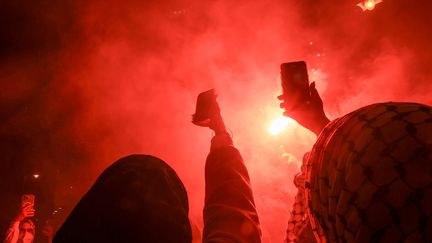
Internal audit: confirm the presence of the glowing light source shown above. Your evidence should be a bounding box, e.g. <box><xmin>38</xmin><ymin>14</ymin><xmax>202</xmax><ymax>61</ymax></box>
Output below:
<box><xmin>268</xmin><ymin>116</ymin><xmax>294</xmax><ymax>136</ymax></box>
<box><xmin>33</xmin><ymin>174</ymin><xmax>40</xmax><ymax>179</ymax></box>
<box><xmin>357</xmin><ymin>0</ymin><xmax>382</xmax><ymax>11</ymax></box>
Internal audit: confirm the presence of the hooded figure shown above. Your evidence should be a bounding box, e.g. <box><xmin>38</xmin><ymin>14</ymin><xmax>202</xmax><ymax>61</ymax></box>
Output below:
<box><xmin>53</xmin><ymin>154</ymin><xmax>192</xmax><ymax>243</ymax></box>
<box><xmin>287</xmin><ymin>102</ymin><xmax>432</xmax><ymax>242</ymax></box>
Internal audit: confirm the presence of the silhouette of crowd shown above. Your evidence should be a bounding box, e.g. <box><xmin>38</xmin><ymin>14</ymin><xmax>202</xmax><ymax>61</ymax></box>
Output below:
<box><xmin>4</xmin><ymin>63</ymin><xmax>432</xmax><ymax>243</ymax></box>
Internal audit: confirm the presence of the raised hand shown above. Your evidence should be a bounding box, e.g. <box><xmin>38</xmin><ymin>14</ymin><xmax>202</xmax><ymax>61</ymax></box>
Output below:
<box><xmin>15</xmin><ymin>202</ymin><xmax>35</xmax><ymax>222</ymax></box>
<box><xmin>278</xmin><ymin>82</ymin><xmax>330</xmax><ymax>136</ymax></box>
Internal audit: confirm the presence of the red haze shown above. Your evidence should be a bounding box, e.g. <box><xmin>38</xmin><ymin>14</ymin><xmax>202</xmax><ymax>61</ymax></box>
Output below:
<box><xmin>1</xmin><ymin>0</ymin><xmax>431</xmax><ymax>241</ymax></box>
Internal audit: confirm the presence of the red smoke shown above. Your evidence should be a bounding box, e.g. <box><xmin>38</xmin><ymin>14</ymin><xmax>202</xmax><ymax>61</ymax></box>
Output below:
<box><xmin>1</xmin><ymin>0</ymin><xmax>431</xmax><ymax>241</ymax></box>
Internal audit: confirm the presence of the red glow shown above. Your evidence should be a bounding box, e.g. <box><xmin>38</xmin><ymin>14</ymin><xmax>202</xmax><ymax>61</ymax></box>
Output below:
<box><xmin>2</xmin><ymin>0</ymin><xmax>432</xmax><ymax>241</ymax></box>
<box><xmin>357</xmin><ymin>0</ymin><xmax>383</xmax><ymax>11</ymax></box>
<box><xmin>268</xmin><ymin>116</ymin><xmax>294</xmax><ymax>136</ymax></box>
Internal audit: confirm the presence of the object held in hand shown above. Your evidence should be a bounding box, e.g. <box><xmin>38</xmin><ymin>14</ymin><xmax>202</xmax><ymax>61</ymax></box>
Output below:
<box><xmin>192</xmin><ymin>89</ymin><xmax>217</xmax><ymax>127</ymax></box>
<box><xmin>280</xmin><ymin>61</ymin><xmax>310</xmax><ymax>111</ymax></box>
<box><xmin>21</xmin><ymin>194</ymin><xmax>35</xmax><ymax>209</ymax></box>
<box><xmin>19</xmin><ymin>194</ymin><xmax>36</xmax><ymax>219</ymax></box>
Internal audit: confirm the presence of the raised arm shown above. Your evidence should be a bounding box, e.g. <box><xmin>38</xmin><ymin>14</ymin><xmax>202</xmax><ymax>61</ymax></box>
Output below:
<box><xmin>193</xmin><ymin>89</ymin><xmax>262</xmax><ymax>242</ymax></box>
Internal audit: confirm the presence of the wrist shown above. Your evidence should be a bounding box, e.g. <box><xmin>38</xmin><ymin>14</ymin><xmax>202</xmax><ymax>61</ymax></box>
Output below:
<box><xmin>310</xmin><ymin>115</ymin><xmax>330</xmax><ymax>136</ymax></box>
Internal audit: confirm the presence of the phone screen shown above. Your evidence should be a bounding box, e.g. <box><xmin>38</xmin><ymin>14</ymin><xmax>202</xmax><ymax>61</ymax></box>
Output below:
<box><xmin>192</xmin><ymin>89</ymin><xmax>215</xmax><ymax>126</ymax></box>
<box><xmin>280</xmin><ymin>61</ymin><xmax>310</xmax><ymax>110</ymax></box>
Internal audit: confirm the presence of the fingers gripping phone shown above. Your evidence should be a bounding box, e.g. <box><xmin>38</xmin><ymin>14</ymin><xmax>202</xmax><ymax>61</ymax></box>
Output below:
<box><xmin>280</xmin><ymin>61</ymin><xmax>310</xmax><ymax>110</ymax></box>
<box><xmin>21</xmin><ymin>194</ymin><xmax>35</xmax><ymax>208</ymax></box>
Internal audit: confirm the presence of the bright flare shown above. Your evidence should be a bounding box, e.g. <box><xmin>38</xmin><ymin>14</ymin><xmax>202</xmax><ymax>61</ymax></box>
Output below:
<box><xmin>33</xmin><ymin>174</ymin><xmax>40</xmax><ymax>179</ymax></box>
<box><xmin>366</xmin><ymin>1</ymin><xmax>375</xmax><ymax>9</ymax></box>
<box><xmin>268</xmin><ymin>116</ymin><xmax>294</xmax><ymax>136</ymax></box>
<box><xmin>357</xmin><ymin>0</ymin><xmax>382</xmax><ymax>11</ymax></box>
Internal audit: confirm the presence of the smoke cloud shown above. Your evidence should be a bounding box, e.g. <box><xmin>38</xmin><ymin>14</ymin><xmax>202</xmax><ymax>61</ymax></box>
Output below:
<box><xmin>1</xmin><ymin>0</ymin><xmax>431</xmax><ymax>241</ymax></box>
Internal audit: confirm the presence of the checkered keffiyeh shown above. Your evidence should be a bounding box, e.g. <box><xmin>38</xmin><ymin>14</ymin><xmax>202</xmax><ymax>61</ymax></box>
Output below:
<box><xmin>286</xmin><ymin>102</ymin><xmax>432</xmax><ymax>243</ymax></box>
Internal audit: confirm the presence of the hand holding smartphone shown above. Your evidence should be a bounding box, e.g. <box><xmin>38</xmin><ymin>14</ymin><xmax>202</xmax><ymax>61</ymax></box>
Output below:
<box><xmin>21</xmin><ymin>194</ymin><xmax>35</xmax><ymax>218</ymax></box>
<box><xmin>279</xmin><ymin>61</ymin><xmax>330</xmax><ymax>135</ymax></box>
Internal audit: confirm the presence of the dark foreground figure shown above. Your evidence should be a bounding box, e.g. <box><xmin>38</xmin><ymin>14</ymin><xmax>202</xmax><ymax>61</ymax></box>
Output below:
<box><xmin>53</xmin><ymin>90</ymin><xmax>261</xmax><ymax>242</ymax></box>
<box><xmin>53</xmin><ymin>155</ymin><xmax>192</xmax><ymax>242</ymax></box>
<box><xmin>283</xmin><ymin>81</ymin><xmax>432</xmax><ymax>242</ymax></box>
<box><xmin>305</xmin><ymin>102</ymin><xmax>432</xmax><ymax>243</ymax></box>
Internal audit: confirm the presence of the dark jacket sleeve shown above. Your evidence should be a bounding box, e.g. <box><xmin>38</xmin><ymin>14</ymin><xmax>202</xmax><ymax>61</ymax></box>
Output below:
<box><xmin>203</xmin><ymin>133</ymin><xmax>262</xmax><ymax>243</ymax></box>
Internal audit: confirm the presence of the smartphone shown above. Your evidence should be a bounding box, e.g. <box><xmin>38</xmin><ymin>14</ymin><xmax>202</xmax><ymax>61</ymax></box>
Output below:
<box><xmin>280</xmin><ymin>61</ymin><xmax>310</xmax><ymax>110</ymax></box>
<box><xmin>192</xmin><ymin>89</ymin><xmax>215</xmax><ymax>126</ymax></box>
<box><xmin>21</xmin><ymin>194</ymin><xmax>35</xmax><ymax>208</ymax></box>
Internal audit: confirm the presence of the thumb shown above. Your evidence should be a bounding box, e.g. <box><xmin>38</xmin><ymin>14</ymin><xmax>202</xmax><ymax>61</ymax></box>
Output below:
<box><xmin>309</xmin><ymin>82</ymin><xmax>322</xmax><ymax>102</ymax></box>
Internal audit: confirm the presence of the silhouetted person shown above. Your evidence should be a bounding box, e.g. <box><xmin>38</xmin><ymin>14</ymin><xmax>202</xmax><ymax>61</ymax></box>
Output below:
<box><xmin>53</xmin><ymin>89</ymin><xmax>261</xmax><ymax>242</ymax></box>
<box><xmin>4</xmin><ymin>200</ymin><xmax>35</xmax><ymax>243</ymax></box>
<box><xmin>4</xmin><ymin>200</ymin><xmax>54</xmax><ymax>243</ymax></box>
<box><xmin>193</xmin><ymin>89</ymin><xmax>262</xmax><ymax>242</ymax></box>
<box><xmin>280</xmin><ymin>81</ymin><xmax>432</xmax><ymax>242</ymax></box>
<box><xmin>53</xmin><ymin>155</ymin><xmax>192</xmax><ymax>243</ymax></box>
